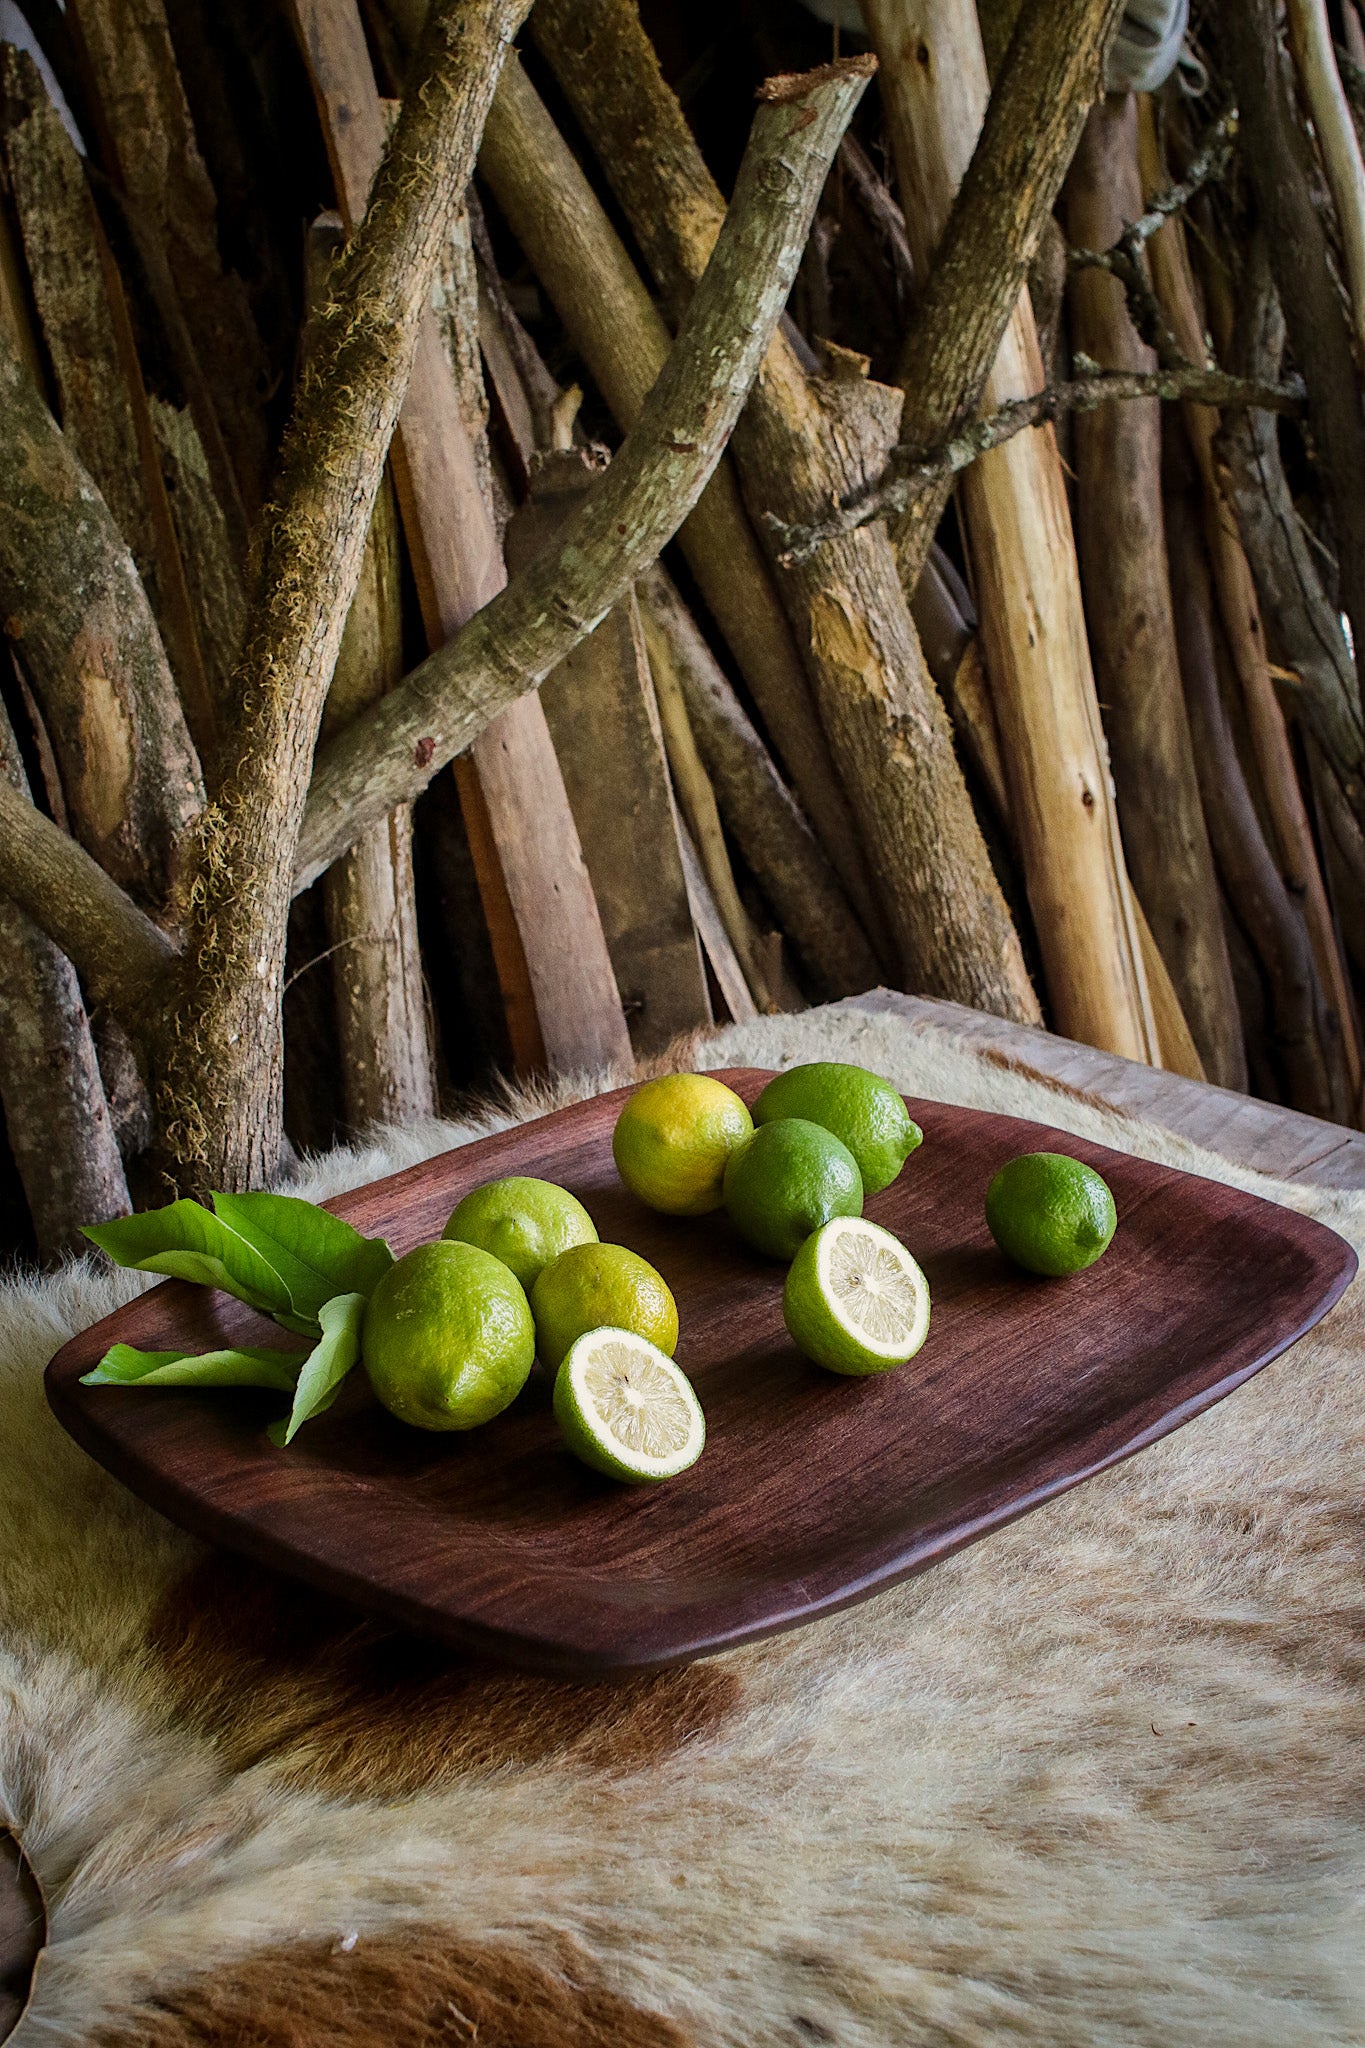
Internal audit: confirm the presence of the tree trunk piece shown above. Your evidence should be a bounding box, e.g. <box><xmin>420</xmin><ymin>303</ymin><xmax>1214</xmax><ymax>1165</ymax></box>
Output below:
<box><xmin>529</xmin><ymin>0</ymin><xmax>1038</xmax><ymax>1025</ymax></box>
<box><xmin>0</xmin><ymin>319</ymin><xmax>203</xmax><ymax>903</ymax></box>
<box><xmin>636</xmin><ymin>567</ymin><xmax>879</xmax><ymax>1002</ymax></box>
<box><xmin>1064</xmin><ymin>94</ymin><xmax>1243</xmax><ymax>1088</ymax></box>
<box><xmin>0</xmin><ymin>696</ymin><xmax>129</xmax><ymax>1255</ymax></box>
<box><xmin>297</xmin><ymin>0</ymin><xmax>631</xmax><ymax>1080</ymax></box>
<box><xmin>504</xmin><ymin>453</ymin><xmax>714</xmax><ymax>1054</ymax></box>
<box><xmin>1165</xmin><ymin>429</ymin><xmax>1336</xmax><ymax>1119</ymax></box>
<box><xmin>866</xmin><ymin>0</ymin><xmax>1156</xmax><ymax>1061</ymax></box>
<box><xmin>475</xmin><ymin>53</ymin><xmax>884</xmax><ymax>951</ymax></box>
<box><xmin>64</xmin><ymin>0</ymin><xmax>268</xmax><ymax>528</ymax></box>
<box><xmin>0</xmin><ymin>44</ymin><xmax>218</xmax><ymax>758</ymax></box>
<box><xmin>321</xmin><ymin>468</ymin><xmax>436</xmax><ymax>1129</ymax></box>
<box><xmin>158</xmin><ymin>0</ymin><xmax>532</xmax><ymax>1196</ymax></box>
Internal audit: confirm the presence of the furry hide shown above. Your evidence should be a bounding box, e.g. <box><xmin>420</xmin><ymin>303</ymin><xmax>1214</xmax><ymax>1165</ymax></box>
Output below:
<box><xmin>1</xmin><ymin>998</ymin><xmax>1362</xmax><ymax>2045</ymax></box>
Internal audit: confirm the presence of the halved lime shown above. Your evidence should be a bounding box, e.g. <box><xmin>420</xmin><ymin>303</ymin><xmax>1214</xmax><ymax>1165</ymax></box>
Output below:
<box><xmin>553</xmin><ymin>1328</ymin><xmax>705</xmax><ymax>1483</ymax></box>
<box><xmin>783</xmin><ymin>1217</ymin><xmax>931</xmax><ymax>1375</ymax></box>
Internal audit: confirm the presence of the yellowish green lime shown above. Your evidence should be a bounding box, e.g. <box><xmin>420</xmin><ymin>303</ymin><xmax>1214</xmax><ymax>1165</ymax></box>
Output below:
<box><xmin>362</xmin><ymin>1239</ymin><xmax>534</xmax><ymax>1431</ymax></box>
<box><xmin>985</xmin><ymin>1151</ymin><xmax>1117</xmax><ymax>1277</ymax></box>
<box><xmin>612</xmin><ymin>1072</ymin><xmax>753</xmax><ymax>1216</ymax></box>
<box><xmin>442</xmin><ymin>1175</ymin><xmax>597</xmax><ymax>1291</ymax></box>
<box><xmin>723</xmin><ymin>1116</ymin><xmax>863</xmax><ymax>1261</ymax></box>
<box><xmin>530</xmin><ymin>1241</ymin><xmax>678</xmax><ymax>1371</ymax></box>
<box><xmin>783</xmin><ymin>1216</ymin><xmax>931</xmax><ymax>1375</ymax></box>
<box><xmin>553</xmin><ymin>1327</ymin><xmax>705</xmax><ymax>1483</ymax></box>
<box><xmin>753</xmin><ymin>1061</ymin><xmax>922</xmax><ymax>1196</ymax></box>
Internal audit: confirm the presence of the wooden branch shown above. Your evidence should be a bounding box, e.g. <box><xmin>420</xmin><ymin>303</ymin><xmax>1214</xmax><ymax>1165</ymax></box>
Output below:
<box><xmin>159</xmin><ymin>0</ymin><xmax>531</xmax><ymax>1193</ymax></box>
<box><xmin>0</xmin><ymin>320</ymin><xmax>203</xmax><ymax>902</ymax></box>
<box><xmin>636</xmin><ymin>567</ymin><xmax>879</xmax><ymax>1001</ymax></box>
<box><xmin>0</xmin><ymin>773</ymin><xmax>179</xmax><ymax>1022</ymax></box>
<box><xmin>475</xmin><ymin>50</ymin><xmax>882</xmax><ymax>947</ymax></box>
<box><xmin>881</xmin><ymin>0</ymin><xmax>1127</xmax><ymax>591</ymax></box>
<box><xmin>297</xmin><ymin>60</ymin><xmax>875</xmax><ymax>891</ymax></box>
<box><xmin>0</xmin><ymin>44</ymin><xmax>218</xmax><ymax>758</ymax></box>
<box><xmin>1166</xmin><ymin>430</ymin><xmax>1336</xmax><ymax>1121</ymax></box>
<box><xmin>504</xmin><ymin>448</ymin><xmax>715</xmax><ymax>1050</ymax></box>
<box><xmin>1064</xmin><ymin>96</ymin><xmax>1245</xmax><ymax>1092</ymax></box>
<box><xmin>769</xmin><ymin>364</ymin><xmax>1302</xmax><ymax>559</ymax></box>
<box><xmin>0</xmin><ymin>694</ymin><xmax>129</xmax><ymax>1254</ymax></box>
<box><xmin>65</xmin><ymin>0</ymin><xmax>268</xmax><ymax>530</ymax></box>
<box><xmin>299</xmin><ymin>4</ymin><xmax>631</xmax><ymax>1081</ymax></box>
<box><xmin>1219</xmin><ymin>0</ymin><xmax>1365</xmax><ymax>684</ymax></box>
<box><xmin>870</xmin><ymin>0</ymin><xmax>1155</xmax><ymax>1063</ymax></box>
<box><xmin>1287</xmin><ymin>0</ymin><xmax>1365</xmax><ymax>351</ymax></box>
<box><xmin>320</xmin><ymin>460</ymin><xmax>436</xmax><ymax>1129</ymax></box>
<box><xmin>529</xmin><ymin>0</ymin><xmax>1038</xmax><ymax>1026</ymax></box>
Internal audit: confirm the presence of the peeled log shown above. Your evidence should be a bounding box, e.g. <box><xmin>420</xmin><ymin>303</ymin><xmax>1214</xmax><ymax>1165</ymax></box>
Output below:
<box><xmin>1064</xmin><ymin>95</ymin><xmax>1243</xmax><ymax>1089</ymax></box>
<box><xmin>531</xmin><ymin>0</ymin><xmax>1039</xmax><ymax>1025</ymax></box>
<box><xmin>865</xmin><ymin>0</ymin><xmax>1156</xmax><ymax>1064</ymax></box>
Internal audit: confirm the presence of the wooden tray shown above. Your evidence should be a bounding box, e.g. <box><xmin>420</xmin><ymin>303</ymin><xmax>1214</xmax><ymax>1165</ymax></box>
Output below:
<box><xmin>46</xmin><ymin>1070</ymin><xmax>1356</xmax><ymax>1677</ymax></box>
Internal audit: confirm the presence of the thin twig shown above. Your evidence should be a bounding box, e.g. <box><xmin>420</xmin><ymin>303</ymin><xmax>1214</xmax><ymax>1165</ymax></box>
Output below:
<box><xmin>770</xmin><ymin>362</ymin><xmax>1303</xmax><ymax>562</ymax></box>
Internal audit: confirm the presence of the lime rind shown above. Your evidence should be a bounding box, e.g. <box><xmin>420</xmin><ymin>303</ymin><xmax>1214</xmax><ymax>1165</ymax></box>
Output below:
<box><xmin>554</xmin><ymin>1328</ymin><xmax>705</xmax><ymax>1483</ymax></box>
<box><xmin>784</xmin><ymin>1218</ymin><xmax>931</xmax><ymax>1376</ymax></box>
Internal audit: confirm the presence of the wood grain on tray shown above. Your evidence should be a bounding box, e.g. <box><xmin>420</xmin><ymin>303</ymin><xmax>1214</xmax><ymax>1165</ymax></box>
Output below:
<box><xmin>45</xmin><ymin>1071</ymin><xmax>1356</xmax><ymax>1676</ymax></box>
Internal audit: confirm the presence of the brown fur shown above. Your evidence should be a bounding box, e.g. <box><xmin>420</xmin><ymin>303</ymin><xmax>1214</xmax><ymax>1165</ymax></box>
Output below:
<box><xmin>147</xmin><ymin>1555</ymin><xmax>739</xmax><ymax>1798</ymax></box>
<box><xmin>90</xmin><ymin>1929</ymin><xmax>694</xmax><ymax>2047</ymax></box>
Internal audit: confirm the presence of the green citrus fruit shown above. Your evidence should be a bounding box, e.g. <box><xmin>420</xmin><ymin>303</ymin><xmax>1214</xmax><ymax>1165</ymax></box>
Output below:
<box><xmin>442</xmin><ymin>1175</ymin><xmax>598</xmax><ymax>1291</ymax></box>
<box><xmin>723</xmin><ymin>1116</ymin><xmax>863</xmax><ymax>1262</ymax></box>
<box><xmin>753</xmin><ymin>1061</ymin><xmax>922</xmax><ymax>1196</ymax></box>
<box><xmin>985</xmin><ymin>1151</ymin><xmax>1117</xmax><ymax>1277</ymax></box>
<box><xmin>530</xmin><ymin>1241</ymin><xmax>679</xmax><ymax>1371</ymax></box>
<box><xmin>362</xmin><ymin>1240</ymin><xmax>535</xmax><ymax>1431</ymax></box>
<box><xmin>783</xmin><ymin>1216</ymin><xmax>931</xmax><ymax>1375</ymax></box>
<box><xmin>612</xmin><ymin>1072</ymin><xmax>753</xmax><ymax>1216</ymax></box>
<box><xmin>554</xmin><ymin>1328</ymin><xmax>705</xmax><ymax>1483</ymax></box>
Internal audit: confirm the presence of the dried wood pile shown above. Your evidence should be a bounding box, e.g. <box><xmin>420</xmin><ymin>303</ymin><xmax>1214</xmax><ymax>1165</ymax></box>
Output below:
<box><xmin>0</xmin><ymin>0</ymin><xmax>1361</xmax><ymax>1259</ymax></box>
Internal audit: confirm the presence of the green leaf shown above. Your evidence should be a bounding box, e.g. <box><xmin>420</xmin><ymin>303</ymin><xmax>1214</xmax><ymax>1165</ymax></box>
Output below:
<box><xmin>81</xmin><ymin>1342</ymin><xmax>303</xmax><ymax>1392</ymax></box>
<box><xmin>268</xmin><ymin>1290</ymin><xmax>366</xmax><ymax>1447</ymax></box>
<box><xmin>209</xmin><ymin>1192</ymin><xmax>393</xmax><ymax>1324</ymax></box>
<box><xmin>83</xmin><ymin>1201</ymin><xmax>294</xmax><ymax>1317</ymax></box>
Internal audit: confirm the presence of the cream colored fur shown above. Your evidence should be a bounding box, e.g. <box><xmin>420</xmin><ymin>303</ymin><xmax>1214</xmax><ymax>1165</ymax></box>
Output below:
<box><xmin>3</xmin><ymin>998</ymin><xmax>1363</xmax><ymax>2044</ymax></box>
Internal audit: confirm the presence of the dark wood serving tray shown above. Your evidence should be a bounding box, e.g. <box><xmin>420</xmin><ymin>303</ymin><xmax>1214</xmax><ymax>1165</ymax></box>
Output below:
<box><xmin>46</xmin><ymin>1070</ymin><xmax>1356</xmax><ymax>1676</ymax></box>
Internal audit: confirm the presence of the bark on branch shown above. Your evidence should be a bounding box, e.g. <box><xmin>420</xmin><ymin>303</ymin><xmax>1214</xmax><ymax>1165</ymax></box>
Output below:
<box><xmin>159</xmin><ymin>0</ymin><xmax>531</xmax><ymax>1193</ymax></box>
<box><xmin>0</xmin><ymin>774</ymin><xmax>180</xmax><ymax>1020</ymax></box>
<box><xmin>889</xmin><ymin>0</ymin><xmax>1127</xmax><ymax>590</ymax></box>
<box><xmin>771</xmin><ymin>362</ymin><xmax>1302</xmax><ymax>560</ymax></box>
<box><xmin>295</xmin><ymin>58</ymin><xmax>874</xmax><ymax>889</ymax></box>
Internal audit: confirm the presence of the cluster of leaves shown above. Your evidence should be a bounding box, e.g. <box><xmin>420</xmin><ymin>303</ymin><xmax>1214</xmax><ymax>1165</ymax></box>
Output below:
<box><xmin>81</xmin><ymin>1194</ymin><xmax>394</xmax><ymax>1446</ymax></box>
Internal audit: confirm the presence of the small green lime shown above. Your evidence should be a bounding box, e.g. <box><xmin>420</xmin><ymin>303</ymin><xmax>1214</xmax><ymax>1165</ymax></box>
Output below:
<box><xmin>530</xmin><ymin>1241</ymin><xmax>679</xmax><ymax>1371</ymax></box>
<box><xmin>754</xmin><ymin>1062</ymin><xmax>922</xmax><ymax>1195</ymax></box>
<box><xmin>553</xmin><ymin>1328</ymin><xmax>705</xmax><ymax>1483</ymax></box>
<box><xmin>612</xmin><ymin>1073</ymin><xmax>753</xmax><ymax>1215</ymax></box>
<box><xmin>783</xmin><ymin>1216</ymin><xmax>931</xmax><ymax>1375</ymax></box>
<box><xmin>723</xmin><ymin>1117</ymin><xmax>863</xmax><ymax>1262</ymax></box>
<box><xmin>985</xmin><ymin>1152</ymin><xmax>1117</xmax><ymax>1277</ymax></box>
<box><xmin>443</xmin><ymin>1175</ymin><xmax>598</xmax><ymax>1291</ymax></box>
<box><xmin>362</xmin><ymin>1240</ymin><xmax>535</xmax><ymax>1431</ymax></box>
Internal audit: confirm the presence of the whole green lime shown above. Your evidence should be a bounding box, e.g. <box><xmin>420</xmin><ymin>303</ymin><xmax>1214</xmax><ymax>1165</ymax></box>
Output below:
<box><xmin>723</xmin><ymin>1117</ymin><xmax>863</xmax><ymax>1261</ymax></box>
<box><xmin>985</xmin><ymin>1151</ymin><xmax>1117</xmax><ymax>1277</ymax></box>
<box><xmin>753</xmin><ymin>1062</ymin><xmax>922</xmax><ymax>1195</ymax></box>
<box><xmin>362</xmin><ymin>1239</ymin><xmax>535</xmax><ymax>1431</ymax></box>
<box><xmin>612</xmin><ymin>1072</ymin><xmax>753</xmax><ymax>1215</ymax></box>
<box><xmin>530</xmin><ymin>1241</ymin><xmax>679</xmax><ymax>1371</ymax></box>
<box><xmin>443</xmin><ymin>1175</ymin><xmax>597</xmax><ymax>1291</ymax></box>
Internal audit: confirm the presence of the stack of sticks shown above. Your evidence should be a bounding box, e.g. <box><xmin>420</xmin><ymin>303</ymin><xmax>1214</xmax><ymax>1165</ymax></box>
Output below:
<box><xmin>0</xmin><ymin>0</ymin><xmax>1361</xmax><ymax>1264</ymax></box>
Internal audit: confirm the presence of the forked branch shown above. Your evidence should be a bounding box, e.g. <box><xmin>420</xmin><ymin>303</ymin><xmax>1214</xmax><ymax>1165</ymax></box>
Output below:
<box><xmin>295</xmin><ymin>57</ymin><xmax>874</xmax><ymax>889</ymax></box>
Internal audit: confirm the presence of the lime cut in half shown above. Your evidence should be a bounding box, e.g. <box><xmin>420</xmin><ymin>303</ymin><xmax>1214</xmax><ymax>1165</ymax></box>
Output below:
<box><xmin>554</xmin><ymin>1328</ymin><xmax>705</xmax><ymax>1483</ymax></box>
<box><xmin>784</xmin><ymin>1217</ymin><xmax>931</xmax><ymax>1376</ymax></box>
